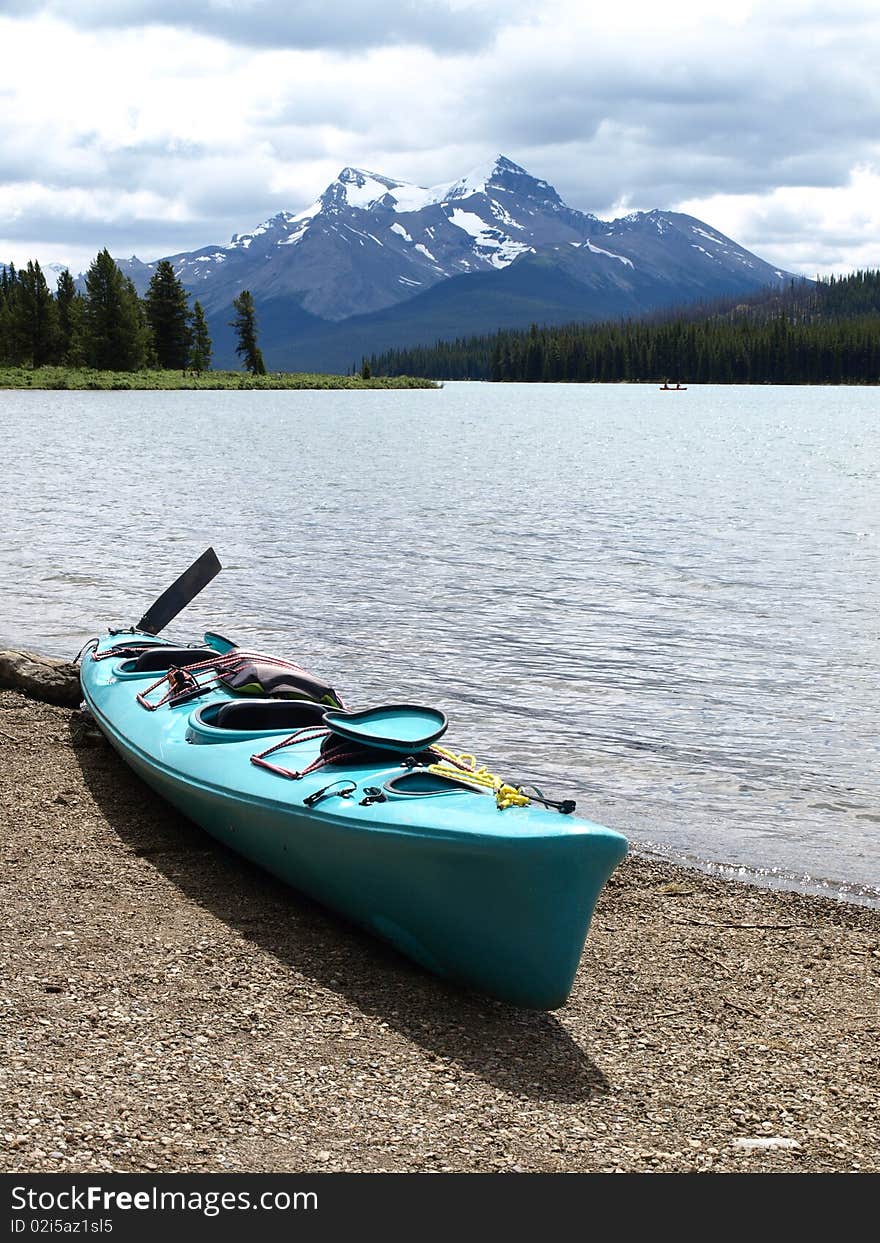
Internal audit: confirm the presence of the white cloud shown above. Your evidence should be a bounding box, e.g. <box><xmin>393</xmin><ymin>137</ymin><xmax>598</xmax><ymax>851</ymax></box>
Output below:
<box><xmin>0</xmin><ymin>2</ymin><xmax>879</xmax><ymax>276</ymax></box>
<box><xmin>0</xmin><ymin>0</ymin><xmax>519</xmax><ymax>51</ymax></box>
<box><xmin>677</xmin><ymin>165</ymin><xmax>880</xmax><ymax>277</ymax></box>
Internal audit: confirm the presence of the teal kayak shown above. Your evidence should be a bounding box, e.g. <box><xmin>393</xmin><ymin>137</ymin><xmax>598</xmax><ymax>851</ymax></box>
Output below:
<box><xmin>80</xmin><ymin>628</ymin><xmax>627</xmax><ymax>1009</ymax></box>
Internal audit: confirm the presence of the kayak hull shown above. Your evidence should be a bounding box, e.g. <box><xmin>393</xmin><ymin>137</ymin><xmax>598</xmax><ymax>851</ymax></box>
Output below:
<box><xmin>81</xmin><ymin>631</ymin><xmax>628</xmax><ymax>1009</ymax></box>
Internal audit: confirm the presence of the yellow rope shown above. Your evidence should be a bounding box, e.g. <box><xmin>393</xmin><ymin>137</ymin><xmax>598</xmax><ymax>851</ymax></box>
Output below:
<box><xmin>427</xmin><ymin>746</ymin><xmax>530</xmax><ymax>810</ymax></box>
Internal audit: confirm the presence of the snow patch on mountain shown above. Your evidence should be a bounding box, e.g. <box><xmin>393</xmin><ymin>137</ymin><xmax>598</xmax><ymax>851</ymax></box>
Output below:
<box><xmin>447</xmin><ymin>209</ymin><xmax>491</xmax><ymax>238</ymax></box>
<box><xmin>335</xmin><ymin>167</ymin><xmax>403</xmax><ymax>209</ymax></box>
<box><xmin>293</xmin><ymin>200</ymin><xmax>322</xmax><ymax>222</ymax></box>
<box><xmin>586</xmin><ymin>240</ymin><xmax>633</xmax><ymax>267</ymax></box>
<box><xmin>316</xmin><ymin>155</ymin><xmax>551</xmax><ymax>220</ymax></box>
<box><xmin>329</xmin><ymin>165</ymin><xmax>442</xmax><ymax>214</ymax></box>
<box><xmin>447</xmin><ymin>208</ymin><xmax>534</xmax><ymax>268</ymax></box>
<box><xmin>444</xmin><ymin>157</ymin><xmax>506</xmax><ymax>200</ymax></box>
<box><xmin>487</xmin><ymin>200</ymin><xmax>523</xmax><ymax>230</ymax></box>
<box><xmin>389</xmin><ymin>156</ymin><xmax>519</xmax><ymax>212</ymax></box>
<box><xmin>691</xmin><ymin>226</ymin><xmax>726</xmax><ymax>244</ymax></box>
<box><xmin>278</xmin><ymin>221</ymin><xmax>311</xmax><ymax>246</ymax></box>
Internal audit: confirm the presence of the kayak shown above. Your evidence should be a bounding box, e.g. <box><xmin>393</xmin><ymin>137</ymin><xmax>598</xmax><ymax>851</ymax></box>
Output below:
<box><xmin>79</xmin><ymin>627</ymin><xmax>627</xmax><ymax>1009</ymax></box>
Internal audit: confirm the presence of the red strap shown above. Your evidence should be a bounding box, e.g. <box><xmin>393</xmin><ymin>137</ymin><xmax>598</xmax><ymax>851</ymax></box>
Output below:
<box><xmin>249</xmin><ymin>731</ymin><xmax>366</xmax><ymax>783</ymax></box>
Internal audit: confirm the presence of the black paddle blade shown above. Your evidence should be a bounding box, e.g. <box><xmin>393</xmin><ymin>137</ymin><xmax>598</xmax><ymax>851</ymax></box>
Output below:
<box><xmin>136</xmin><ymin>547</ymin><xmax>222</xmax><ymax>635</ymax></box>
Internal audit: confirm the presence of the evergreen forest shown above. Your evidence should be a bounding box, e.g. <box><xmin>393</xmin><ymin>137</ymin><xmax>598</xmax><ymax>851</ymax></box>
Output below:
<box><xmin>0</xmin><ymin>252</ymin><xmax>216</xmax><ymax>373</ymax></box>
<box><xmin>368</xmin><ymin>270</ymin><xmax>880</xmax><ymax>384</ymax></box>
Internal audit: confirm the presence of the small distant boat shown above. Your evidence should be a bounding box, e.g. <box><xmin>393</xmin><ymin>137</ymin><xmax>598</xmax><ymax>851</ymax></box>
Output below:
<box><xmin>660</xmin><ymin>382</ymin><xmax>687</xmax><ymax>391</ymax></box>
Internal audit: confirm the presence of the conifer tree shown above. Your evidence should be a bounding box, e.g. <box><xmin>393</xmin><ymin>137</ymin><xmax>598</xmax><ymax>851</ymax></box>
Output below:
<box><xmin>127</xmin><ymin>276</ymin><xmax>151</xmax><ymax>369</ymax></box>
<box><xmin>55</xmin><ymin>268</ymin><xmax>84</xmax><ymax>365</ymax></box>
<box><xmin>82</xmin><ymin>249</ymin><xmax>148</xmax><ymax>370</ymax></box>
<box><xmin>144</xmin><ymin>259</ymin><xmax>192</xmax><ymax>369</ymax></box>
<box><xmin>230</xmin><ymin>290</ymin><xmax>266</xmax><ymax>375</ymax></box>
<box><xmin>17</xmin><ymin>261</ymin><xmax>58</xmax><ymax>366</ymax></box>
<box><xmin>0</xmin><ymin>264</ymin><xmax>23</xmax><ymax>364</ymax></box>
<box><xmin>189</xmin><ymin>301</ymin><xmax>212</xmax><ymax>374</ymax></box>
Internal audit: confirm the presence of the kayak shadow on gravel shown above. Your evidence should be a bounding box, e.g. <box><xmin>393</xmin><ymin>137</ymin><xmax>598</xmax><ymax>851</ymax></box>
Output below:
<box><xmin>73</xmin><ymin>724</ymin><xmax>609</xmax><ymax>1104</ymax></box>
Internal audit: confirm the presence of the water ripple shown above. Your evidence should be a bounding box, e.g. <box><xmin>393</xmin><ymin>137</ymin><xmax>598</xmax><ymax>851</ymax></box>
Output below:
<box><xmin>1</xmin><ymin>382</ymin><xmax>877</xmax><ymax>904</ymax></box>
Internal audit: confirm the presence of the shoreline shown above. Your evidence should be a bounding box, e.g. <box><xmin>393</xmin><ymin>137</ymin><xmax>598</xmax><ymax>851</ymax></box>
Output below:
<box><xmin>4</xmin><ymin>646</ymin><xmax>874</xmax><ymax>916</ymax></box>
<box><xmin>631</xmin><ymin>846</ymin><xmax>880</xmax><ymax>914</ymax></box>
<box><xmin>0</xmin><ymin>367</ymin><xmax>438</xmax><ymax>390</ymax></box>
<box><xmin>1</xmin><ymin>687</ymin><xmax>877</xmax><ymax>1173</ymax></box>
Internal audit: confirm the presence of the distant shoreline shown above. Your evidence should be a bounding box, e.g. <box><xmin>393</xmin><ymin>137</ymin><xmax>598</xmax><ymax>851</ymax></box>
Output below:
<box><xmin>0</xmin><ymin>367</ymin><xmax>439</xmax><ymax>391</ymax></box>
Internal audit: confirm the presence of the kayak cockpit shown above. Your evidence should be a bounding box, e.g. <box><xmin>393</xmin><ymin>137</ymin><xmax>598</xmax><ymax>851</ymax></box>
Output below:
<box><xmin>201</xmin><ymin>699</ymin><xmax>328</xmax><ymax>731</ymax></box>
<box><xmin>120</xmin><ymin>646</ymin><xmax>220</xmax><ymax>673</ymax></box>
<box><xmin>187</xmin><ymin>697</ymin><xmax>330</xmax><ymax>742</ymax></box>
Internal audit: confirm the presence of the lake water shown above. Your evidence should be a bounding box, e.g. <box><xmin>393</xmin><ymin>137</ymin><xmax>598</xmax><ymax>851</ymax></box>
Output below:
<box><xmin>1</xmin><ymin>382</ymin><xmax>878</xmax><ymax>907</ymax></box>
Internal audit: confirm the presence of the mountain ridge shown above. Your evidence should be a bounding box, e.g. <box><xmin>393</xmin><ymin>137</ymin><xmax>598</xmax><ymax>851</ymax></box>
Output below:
<box><xmin>97</xmin><ymin>154</ymin><xmax>793</xmax><ymax>370</ymax></box>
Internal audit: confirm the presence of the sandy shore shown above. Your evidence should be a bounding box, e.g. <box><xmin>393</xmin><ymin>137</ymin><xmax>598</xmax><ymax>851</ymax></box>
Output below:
<box><xmin>1</xmin><ymin>688</ymin><xmax>877</xmax><ymax>1173</ymax></box>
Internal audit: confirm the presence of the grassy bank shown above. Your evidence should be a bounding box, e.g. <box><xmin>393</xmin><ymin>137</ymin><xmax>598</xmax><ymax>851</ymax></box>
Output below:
<box><xmin>0</xmin><ymin>366</ymin><xmax>439</xmax><ymax>391</ymax></box>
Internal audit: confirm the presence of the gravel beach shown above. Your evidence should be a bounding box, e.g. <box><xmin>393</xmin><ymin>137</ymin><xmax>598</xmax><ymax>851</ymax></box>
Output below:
<box><xmin>1</xmin><ymin>688</ymin><xmax>877</xmax><ymax>1174</ymax></box>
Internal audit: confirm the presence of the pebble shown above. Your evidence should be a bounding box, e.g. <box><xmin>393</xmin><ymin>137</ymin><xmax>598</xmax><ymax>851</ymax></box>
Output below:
<box><xmin>733</xmin><ymin>1137</ymin><xmax>802</xmax><ymax>1151</ymax></box>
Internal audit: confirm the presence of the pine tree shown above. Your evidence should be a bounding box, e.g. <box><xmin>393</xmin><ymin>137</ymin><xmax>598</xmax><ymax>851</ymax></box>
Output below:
<box><xmin>16</xmin><ymin>261</ymin><xmax>58</xmax><ymax>366</ymax></box>
<box><xmin>54</xmin><ymin>268</ymin><xmax>83</xmax><ymax>365</ymax></box>
<box><xmin>230</xmin><ymin>290</ymin><xmax>266</xmax><ymax>374</ymax></box>
<box><xmin>125</xmin><ymin>276</ymin><xmax>151</xmax><ymax>369</ymax></box>
<box><xmin>0</xmin><ymin>265</ymin><xmax>25</xmax><ymax>364</ymax></box>
<box><xmin>144</xmin><ymin>259</ymin><xmax>191</xmax><ymax>370</ymax></box>
<box><xmin>82</xmin><ymin>249</ymin><xmax>148</xmax><ymax>370</ymax></box>
<box><xmin>189</xmin><ymin>301</ymin><xmax>212</xmax><ymax>374</ymax></box>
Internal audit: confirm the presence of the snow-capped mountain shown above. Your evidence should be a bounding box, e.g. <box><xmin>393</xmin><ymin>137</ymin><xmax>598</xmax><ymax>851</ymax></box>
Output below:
<box><xmin>115</xmin><ymin>155</ymin><xmax>792</xmax><ymax>369</ymax></box>
<box><xmin>3</xmin><ymin>259</ymin><xmax>70</xmax><ymax>284</ymax></box>
<box><xmin>124</xmin><ymin>156</ymin><xmax>609</xmax><ymax>320</ymax></box>
<box><xmin>42</xmin><ymin>261</ymin><xmax>70</xmax><ymax>285</ymax></box>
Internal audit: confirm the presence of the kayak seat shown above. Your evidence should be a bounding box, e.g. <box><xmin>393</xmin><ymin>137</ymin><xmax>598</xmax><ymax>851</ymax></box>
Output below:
<box><xmin>211</xmin><ymin>699</ymin><xmax>329</xmax><ymax>731</ymax></box>
<box><xmin>132</xmin><ymin>647</ymin><xmax>219</xmax><ymax>673</ymax></box>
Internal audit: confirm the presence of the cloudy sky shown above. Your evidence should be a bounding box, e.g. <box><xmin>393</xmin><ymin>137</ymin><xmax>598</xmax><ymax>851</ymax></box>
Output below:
<box><xmin>1</xmin><ymin>0</ymin><xmax>879</xmax><ymax>276</ymax></box>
